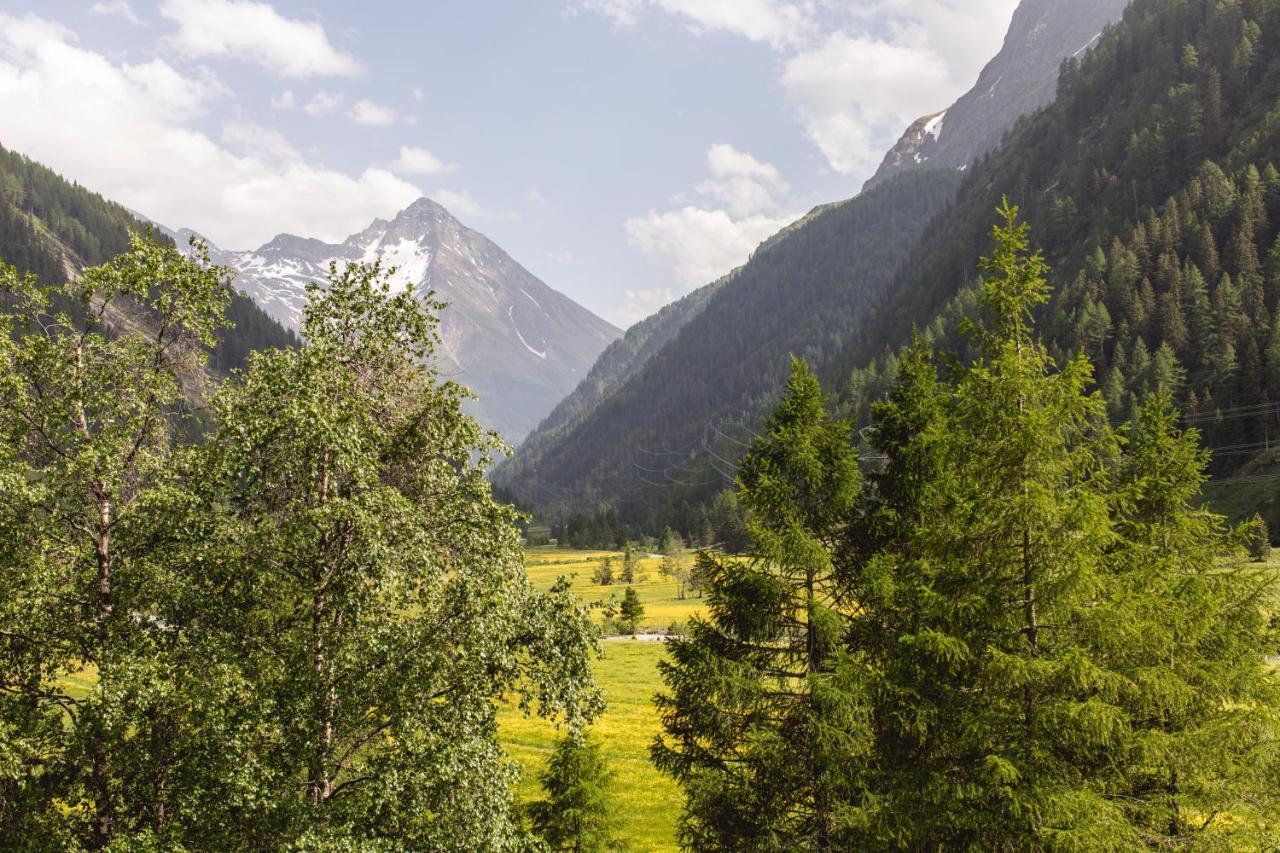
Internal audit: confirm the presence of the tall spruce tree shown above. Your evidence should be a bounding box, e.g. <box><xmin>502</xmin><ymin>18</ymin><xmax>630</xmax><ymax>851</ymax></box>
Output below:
<box><xmin>528</xmin><ymin>732</ymin><xmax>624</xmax><ymax>852</ymax></box>
<box><xmin>845</xmin><ymin>203</ymin><xmax>1280</xmax><ymax>848</ymax></box>
<box><xmin>652</xmin><ymin>358</ymin><xmax>867</xmax><ymax>851</ymax></box>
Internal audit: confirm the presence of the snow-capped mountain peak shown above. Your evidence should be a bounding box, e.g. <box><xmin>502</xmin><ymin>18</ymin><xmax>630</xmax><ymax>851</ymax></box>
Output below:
<box><xmin>182</xmin><ymin>197</ymin><xmax>620</xmax><ymax>443</ymax></box>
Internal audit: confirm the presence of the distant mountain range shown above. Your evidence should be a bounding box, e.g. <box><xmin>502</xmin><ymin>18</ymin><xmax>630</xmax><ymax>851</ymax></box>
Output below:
<box><xmin>173</xmin><ymin>199</ymin><xmax>621</xmax><ymax>443</ymax></box>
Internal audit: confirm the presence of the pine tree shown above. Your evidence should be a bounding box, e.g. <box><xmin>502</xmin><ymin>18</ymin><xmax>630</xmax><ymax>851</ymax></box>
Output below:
<box><xmin>529</xmin><ymin>733</ymin><xmax>624</xmax><ymax>852</ymax></box>
<box><xmin>618</xmin><ymin>587</ymin><xmax>644</xmax><ymax>635</ymax></box>
<box><xmin>652</xmin><ymin>358</ymin><xmax>866</xmax><ymax>851</ymax></box>
<box><xmin>620</xmin><ymin>542</ymin><xmax>636</xmax><ymax>584</ymax></box>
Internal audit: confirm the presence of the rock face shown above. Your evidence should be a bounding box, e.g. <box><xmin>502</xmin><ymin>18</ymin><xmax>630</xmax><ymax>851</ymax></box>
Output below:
<box><xmin>866</xmin><ymin>0</ymin><xmax>1132</xmax><ymax>190</ymax></box>
<box><xmin>182</xmin><ymin>198</ymin><xmax>620</xmax><ymax>444</ymax></box>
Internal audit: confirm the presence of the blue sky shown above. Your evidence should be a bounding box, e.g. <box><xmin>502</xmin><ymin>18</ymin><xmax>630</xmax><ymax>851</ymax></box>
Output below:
<box><xmin>0</xmin><ymin>0</ymin><xmax>1019</xmax><ymax>325</ymax></box>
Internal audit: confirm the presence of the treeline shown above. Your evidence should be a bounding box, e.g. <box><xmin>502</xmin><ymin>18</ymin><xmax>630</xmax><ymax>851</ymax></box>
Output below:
<box><xmin>656</xmin><ymin>207</ymin><xmax>1280</xmax><ymax>849</ymax></box>
<box><xmin>0</xmin><ymin>142</ymin><xmax>297</xmax><ymax>375</ymax></box>
<box><xmin>552</xmin><ymin>490</ymin><xmax>750</xmax><ymax>554</ymax></box>
<box><xmin>0</xmin><ymin>239</ymin><xmax>599</xmax><ymax>848</ymax></box>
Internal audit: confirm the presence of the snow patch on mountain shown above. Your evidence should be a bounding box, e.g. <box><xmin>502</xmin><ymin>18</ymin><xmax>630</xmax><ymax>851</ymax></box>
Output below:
<box><xmin>923</xmin><ymin>111</ymin><xmax>947</xmax><ymax>140</ymax></box>
<box><xmin>509</xmin><ymin>305</ymin><xmax>547</xmax><ymax>360</ymax></box>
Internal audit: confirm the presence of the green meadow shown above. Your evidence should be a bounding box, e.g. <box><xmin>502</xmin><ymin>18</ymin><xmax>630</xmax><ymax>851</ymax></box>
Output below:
<box><xmin>501</xmin><ymin>547</ymin><xmax>711</xmax><ymax>851</ymax></box>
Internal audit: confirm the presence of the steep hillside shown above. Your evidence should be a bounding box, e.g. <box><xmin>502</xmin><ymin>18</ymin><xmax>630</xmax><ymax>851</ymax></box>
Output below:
<box><xmin>496</xmin><ymin>169</ymin><xmax>961</xmax><ymax>524</ymax></box>
<box><xmin>0</xmin><ymin>143</ymin><xmax>296</xmax><ymax>374</ymax></box>
<box><xmin>840</xmin><ymin>0</ymin><xmax>1280</xmax><ymax>527</ymax></box>
<box><xmin>867</xmin><ymin>0</ymin><xmax>1131</xmax><ymax>189</ymax></box>
<box><xmin>193</xmin><ymin>199</ymin><xmax>620</xmax><ymax>443</ymax></box>
<box><xmin>496</xmin><ymin>276</ymin><xmax>723</xmax><ymax>493</ymax></box>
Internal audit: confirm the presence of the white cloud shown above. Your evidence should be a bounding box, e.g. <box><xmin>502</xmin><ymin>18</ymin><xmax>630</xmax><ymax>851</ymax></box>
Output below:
<box><xmin>303</xmin><ymin>90</ymin><xmax>343</xmax><ymax>117</ymax></box>
<box><xmin>348</xmin><ymin>98</ymin><xmax>396</xmax><ymax>126</ymax></box>
<box><xmin>578</xmin><ymin>0</ymin><xmax>1020</xmax><ymax>179</ymax></box>
<box><xmin>626</xmin><ymin>207</ymin><xmax>791</xmax><ymax>288</ymax></box>
<box><xmin>0</xmin><ymin>13</ymin><xmax>421</xmax><ymax>248</ymax></box>
<box><xmin>780</xmin><ymin>2</ymin><xmax>1020</xmax><ymax>176</ymax></box>
<box><xmin>158</xmin><ymin>0</ymin><xmax>361</xmax><ymax>78</ymax></box>
<box><xmin>619</xmin><ymin>286</ymin><xmax>678</xmax><ymax>326</ymax></box>
<box><xmin>696</xmin><ymin>142</ymin><xmax>790</xmax><ymax>217</ymax></box>
<box><xmin>624</xmin><ymin>143</ymin><xmax>795</xmax><ymax>292</ymax></box>
<box><xmin>430</xmin><ymin>189</ymin><xmax>485</xmax><ymax>220</ymax></box>
<box><xmin>391</xmin><ymin>146</ymin><xmax>456</xmax><ymax>177</ymax></box>
<box><xmin>91</xmin><ymin>0</ymin><xmax>140</xmax><ymax>24</ymax></box>
<box><xmin>270</xmin><ymin>89</ymin><xmax>296</xmax><ymax>109</ymax></box>
<box><xmin>576</xmin><ymin>0</ymin><xmax>813</xmax><ymax>47</ymax></box>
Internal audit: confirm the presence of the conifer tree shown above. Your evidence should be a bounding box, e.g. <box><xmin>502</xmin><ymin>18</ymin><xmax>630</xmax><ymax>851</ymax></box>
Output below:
<box><xmin>529</xmin><ymin>733</ymin><xmax>623</xmax><ymax>852</ymax></box>
<box><xmin>618</xmin><ymin>587</ymin><xmax>644</xmax><ymax>635</ymax></box>
<box><xmin>653</xmin><ymin>358</ymin><xmax>866</xmax><ymax>851</ymax></box>
<box><xmin>846</xmin><ymin>203</ymin><xmax>1280</xmax><ymax>848</ymax></box>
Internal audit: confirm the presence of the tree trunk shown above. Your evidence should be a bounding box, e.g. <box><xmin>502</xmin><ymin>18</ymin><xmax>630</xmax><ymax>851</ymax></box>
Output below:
<box><xmin>91</xmin><ymin>492</ymin><xmax>115</xmax><ymax>847</ymax></box>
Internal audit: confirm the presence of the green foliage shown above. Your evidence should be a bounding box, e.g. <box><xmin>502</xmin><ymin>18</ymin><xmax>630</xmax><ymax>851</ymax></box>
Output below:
<box><xmin>656</xmin><ymin>206</ymin><xmax>1280</xmax><ymax>849</ymax></box>
<box><xmin>593</xmin><ymin>557</ymin><xmax>616</xmax><ymax>586</ymax></box>
<box><xmin>618</xmin><ymin>588</ymin><xmax>645</xmax><ymax>635</ymax></box>
<box><xmin>1248</xmin><ymin>513</ymin><xmax>1273</xmax><ymax>561</ymax></box>
<box><xmin>529</xmin><ymin>732</ymin><xmax>624</xmax><ymax>852</ymax></box>
<box><xmin>0</xmin><ymin>249</ymin><xmax>603</xmax><ymax>848</ymax></box>
<box><xmin>0</xmin><ymin>235</ymin><xmax>234</xmax><ymax>846</ymax></box>
<box><xmin>653</xmin><ymin>358</ymin><xmax>867</xmax><ymax>851</ymax></box>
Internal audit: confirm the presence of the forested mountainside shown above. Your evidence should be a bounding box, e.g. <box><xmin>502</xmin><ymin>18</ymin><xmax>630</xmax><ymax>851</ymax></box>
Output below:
<box><xmin>0</xmin><ymin>143</ymin><xmax>296</xmax><ymax>374</ymax></box>
<box><xmin>834</xmin><ymin>0</ymin><xmax>1280</xmax><ymax>529</ymax></box>
<box><xmin>867</xmin><ymin>0</ymin><xmax>1131</xmax><ymax>189</ymax></box>
<box><xmin>497</xmin><ymin>276</ymin><xmax>722</xmax><ymax>491</ymax></box>
<box><xmin>508</xmin><ymin>0</ymin><xmax>1280</xmax><ymax>540</ymax></box>
<box><xmin>189</xmin><ymin>198</ymin><xmax>621</xmax><ymax>443</ymax></box>
<box><xmin>495</xmin><ymin>169</ymin><xmax>961</xmax><ymax>524</ymax></box>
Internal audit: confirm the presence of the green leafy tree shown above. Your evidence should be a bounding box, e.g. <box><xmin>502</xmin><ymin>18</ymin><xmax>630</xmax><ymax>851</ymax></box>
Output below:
<box><xmin>186</xmin><ymin>260</ymin><xmax>603</xmax><ymax>847</ymax></box>
<box><xmin>0</xmin><ymin>236</ymin><xmax>237</xmax><ymax>846</ymax></box>
<box><xmin>618</xmin><ymin>587</ymin><xmax>644</xmax><ymax>635</ymax></box>
<box><xmin>529</xmin><ymin>732</ymin><xmax>624</xmax><ymax>852</ymax></box>
<box><xmin>653</xmin><ymin>358</ymin><xmax>866</xmax><ymax>851</ymax></box>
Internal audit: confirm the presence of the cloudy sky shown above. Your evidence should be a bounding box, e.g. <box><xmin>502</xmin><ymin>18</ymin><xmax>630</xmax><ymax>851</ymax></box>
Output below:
<box><xmin>0</xmin><ymin>0</ymin><xmax>1019</xmax><ymax>326</ymax></box>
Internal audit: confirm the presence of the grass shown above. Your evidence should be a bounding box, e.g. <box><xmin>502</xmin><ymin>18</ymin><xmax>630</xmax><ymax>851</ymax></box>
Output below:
<box><xmin>499</xmin><ymin>547</ymin><xmax>712</xmax><ymax>851</ymax></box>
<box><xmin>523</xmin><ymin>545</ymin><xmax>708</xmax><ymax>634</ymax></box>
<box><xmin>499</xmin><ymin>639</ymin><xmax>681</xmax><ymax>852</ymax></box>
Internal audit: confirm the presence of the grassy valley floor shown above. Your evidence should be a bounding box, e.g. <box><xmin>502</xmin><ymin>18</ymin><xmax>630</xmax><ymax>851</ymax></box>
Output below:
<box><xmin>500</xmin><ymin>547</ymin><xmax>710</xmax><ymax>851</ymax></box>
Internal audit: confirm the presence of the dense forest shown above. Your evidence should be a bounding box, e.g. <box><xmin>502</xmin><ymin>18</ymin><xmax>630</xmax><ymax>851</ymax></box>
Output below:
<box><xmin>836</xmin><ymin>0</ymin><xmax>1280</xmax><ymax>533</ymax></box>
<box><xmin>504</xmin><ymin>0</ymin><xmax>1280</xmax><ymax>543</ymax></box>
<box><xmin>0</xmin><ymin>143</ymin><xmax>296</xmax><ymax>375</ymax></box>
